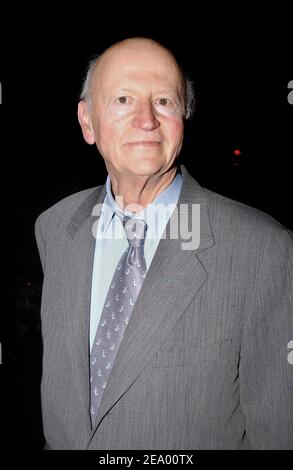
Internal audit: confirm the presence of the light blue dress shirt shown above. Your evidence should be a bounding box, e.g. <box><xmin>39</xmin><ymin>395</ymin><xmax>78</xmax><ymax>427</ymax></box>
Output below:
<box><xmin>89</xmin><ymin>171</ymin><xmax>183</xmax><ymax>352</ymax></box>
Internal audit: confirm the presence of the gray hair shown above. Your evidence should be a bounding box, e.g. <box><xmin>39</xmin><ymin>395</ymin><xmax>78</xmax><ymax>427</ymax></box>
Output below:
<box><xmin>80</xmin><ymin>53</ymin><xmax>196</xmax><ymax>120</ymax></box>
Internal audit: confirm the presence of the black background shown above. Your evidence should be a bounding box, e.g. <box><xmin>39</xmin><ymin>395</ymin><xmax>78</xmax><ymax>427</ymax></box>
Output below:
<box><xmin>0</xmin><ymin>2</ymin><xmax>292</xmax><ymax>452</ymax></box>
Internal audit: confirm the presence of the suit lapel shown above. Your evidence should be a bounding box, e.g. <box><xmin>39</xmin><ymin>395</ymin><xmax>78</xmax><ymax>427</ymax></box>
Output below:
<box><xmin>89</xmin><ymin>166</ymin><xmax>215</xmax><ymax>441</ymax></box>
<box><xmin>63</xmin><ymin>185</ymin><xmax>106</xmax><ymax>432</ymax></box>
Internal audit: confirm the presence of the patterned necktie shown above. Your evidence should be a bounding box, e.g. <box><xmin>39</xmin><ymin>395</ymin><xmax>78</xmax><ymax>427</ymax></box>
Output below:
<box><xmin>90</xmin><ymin>215</ymin><xmax>148</xmax><ymax>426</ymax></box>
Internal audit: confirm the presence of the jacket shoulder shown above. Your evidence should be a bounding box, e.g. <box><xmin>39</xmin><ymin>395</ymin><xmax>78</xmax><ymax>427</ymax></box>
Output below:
<box><xmin>202</xmin><ymin>188</ymin><xmax>293</xmax><ymax>270</ymax></box>
<box><xmin>202</xmin><ymin>187</ymin><xmax>293</xmax><ymax>257</ymax></box>
<box><xmin>204</xmin><ymin>187</ymin><xmax>286</xmax><ymax>234</ymax></box>
<box><xmin>35</xmin><ymin>186</ymin><xmax>101</xmax><ymax>232</ymax></box>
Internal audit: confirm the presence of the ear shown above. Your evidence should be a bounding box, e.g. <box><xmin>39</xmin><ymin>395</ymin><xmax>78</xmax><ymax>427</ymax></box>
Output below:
<box><xmin>77</xmin><ymin>100</ymin><xmax>95</xmax><ymax>145</ymax></box>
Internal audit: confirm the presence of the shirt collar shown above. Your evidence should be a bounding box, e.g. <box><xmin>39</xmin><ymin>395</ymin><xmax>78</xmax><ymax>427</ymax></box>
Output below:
<box><xmin>101</xmin><ymin>169</ymin><xmax>182</xmax><ymax>239</ymax></box>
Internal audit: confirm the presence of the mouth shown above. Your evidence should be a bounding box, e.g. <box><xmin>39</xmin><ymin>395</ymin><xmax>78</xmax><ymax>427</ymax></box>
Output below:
<box><xmin>125</xmin><ymin>141</ymin><xmax>161</xmax><ymax>148</ymax></box>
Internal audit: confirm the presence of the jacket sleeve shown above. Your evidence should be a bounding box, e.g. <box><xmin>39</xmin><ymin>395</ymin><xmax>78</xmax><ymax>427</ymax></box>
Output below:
<box><xmin>34</xmin><ymin>214</ymin><xmax>46</xmax><ymax>274</ymax></box>
<box><xmin>240</xmin><ymin>227</ymin><xmax>293</xmax><ymax>449</ymax></box>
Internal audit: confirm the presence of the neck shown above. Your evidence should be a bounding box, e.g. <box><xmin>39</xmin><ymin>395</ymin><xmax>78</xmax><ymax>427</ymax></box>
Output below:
<box><xmin>108</xmin><ymin>166</ymin><xmax>178</xmax><ymax>213</ymax></box>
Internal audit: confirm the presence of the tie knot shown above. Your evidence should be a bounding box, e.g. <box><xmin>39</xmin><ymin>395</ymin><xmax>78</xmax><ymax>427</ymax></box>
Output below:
<box><xmin>122</xmin><ymin>216</ymin><xmax>147</xmax><ymax>248</ymax></box>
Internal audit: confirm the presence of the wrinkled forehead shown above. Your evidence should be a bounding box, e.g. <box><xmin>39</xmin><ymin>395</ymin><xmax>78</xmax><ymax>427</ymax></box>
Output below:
<box><xmin>91</xmin><ymin>43</ymin><xmax>184</xmax><ymax>98</ymax></box>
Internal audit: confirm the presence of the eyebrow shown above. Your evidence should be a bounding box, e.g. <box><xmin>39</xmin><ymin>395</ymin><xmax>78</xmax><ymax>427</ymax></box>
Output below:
<box><xmin>117</xmin><ymin>87</ymin><xmax>180</xmax><ymax>98</ymax></box>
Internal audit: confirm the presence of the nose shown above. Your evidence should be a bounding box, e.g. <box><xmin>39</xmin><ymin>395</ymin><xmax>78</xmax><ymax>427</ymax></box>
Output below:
<box><xmin>132</xmin><ymin>101</ymin><xmax>160</xmax><ymax>131</ymax></box>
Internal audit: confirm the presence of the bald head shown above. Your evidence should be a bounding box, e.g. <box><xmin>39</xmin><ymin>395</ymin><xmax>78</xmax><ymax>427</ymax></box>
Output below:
<box><xmin>95</xmin><ymin>37</ymin><xmax>180</xmax><ymax>72</ymax></box>
<box><xmin>80</xmin><ymin>37</ymin><xmax>195</xmax><ymax>119</ymax></box>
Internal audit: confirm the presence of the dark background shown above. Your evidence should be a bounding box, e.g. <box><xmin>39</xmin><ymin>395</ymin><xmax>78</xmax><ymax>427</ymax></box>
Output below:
<box><xmin>0</xmin><ymin>3</ymin><xmax>292</xmax><ymax>451</ymax></box>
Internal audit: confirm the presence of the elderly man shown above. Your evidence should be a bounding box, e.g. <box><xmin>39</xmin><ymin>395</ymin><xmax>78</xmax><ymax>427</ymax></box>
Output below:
<box><xmin>35</xmin><ymin>37</ymin><xmax>293</xmax><ymax>450</ymax></box>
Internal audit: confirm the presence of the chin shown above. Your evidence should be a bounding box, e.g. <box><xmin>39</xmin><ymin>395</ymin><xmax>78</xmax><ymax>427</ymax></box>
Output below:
<box><xmin>127</xmin><ymin>160</ymin><xmax>164</xmax><ymax>177</ymax></box>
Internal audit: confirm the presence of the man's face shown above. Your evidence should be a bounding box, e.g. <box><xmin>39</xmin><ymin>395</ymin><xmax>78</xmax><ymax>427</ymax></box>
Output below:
<box><xmin>80</xmin><ymin>41</ymin><xmax>185</xmax><ymax>179</ymax></box>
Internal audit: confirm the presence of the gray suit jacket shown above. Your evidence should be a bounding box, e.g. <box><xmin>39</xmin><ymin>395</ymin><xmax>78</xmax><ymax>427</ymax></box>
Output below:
<box><xmin>35</xmin><ymin>165</ymin><xmax>293</xmax><ymax>449</ymax></box>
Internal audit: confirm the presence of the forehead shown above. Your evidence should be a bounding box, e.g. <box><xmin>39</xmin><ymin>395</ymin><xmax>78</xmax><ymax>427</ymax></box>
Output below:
<box><xmin>92</xmin><ymin>43</ymin><xmax>183</xmax><ymax>95</ymax></box>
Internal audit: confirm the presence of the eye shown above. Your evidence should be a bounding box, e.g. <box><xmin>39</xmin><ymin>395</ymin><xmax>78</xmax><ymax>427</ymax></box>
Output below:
<box><xmin>154</xmin><ymin>97</ymin><xmax>182</xmax><ymax>116</ymax></box>
<box><xmin>157</xmin><ymin>98</ymin><xmax>170</xmax><ymax>106</ymax></box>
<box><xmin>116</xmin><ymin>96</ymin><xmax>129</xmax><ymax>104</ymax></box>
